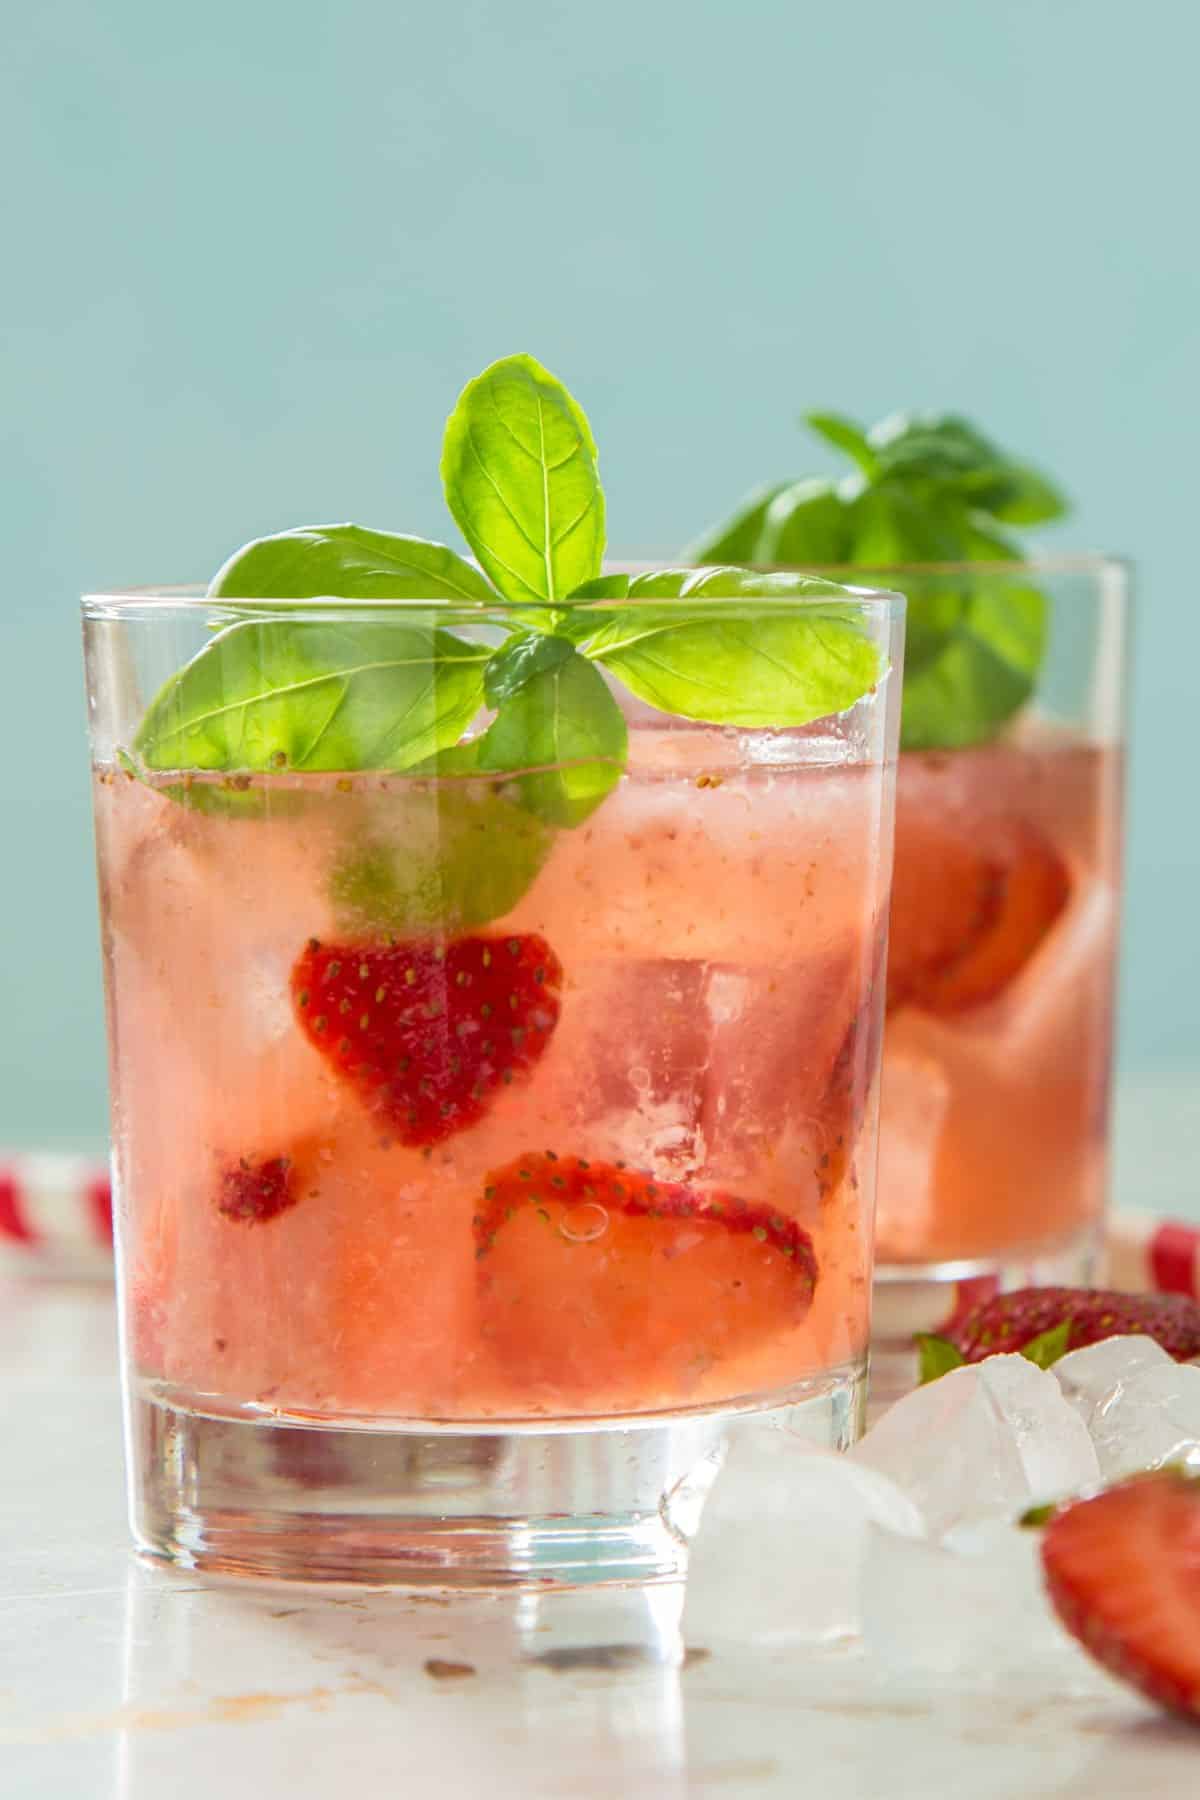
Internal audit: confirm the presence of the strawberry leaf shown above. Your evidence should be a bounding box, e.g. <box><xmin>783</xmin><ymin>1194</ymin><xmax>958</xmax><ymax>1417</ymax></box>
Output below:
<box><xmin>916</xmin><ymin>1333</ymin><xmax>967</xmax><ymax>1383</ymax></box>
<box><xmin>1019</xmin><ymin>1320</ymin><xmax>1073</xmax><ymax>1370</ymax></box>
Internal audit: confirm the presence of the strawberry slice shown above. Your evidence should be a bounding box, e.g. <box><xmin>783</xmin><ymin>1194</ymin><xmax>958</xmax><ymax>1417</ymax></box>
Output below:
<box><xmin>474</xmin><ymin>1152</ymin><xmax>818</xmax><ymax>1403</ymax></box>
<box><xmin>1041</xmin><ymin>1471</ymin><xmax>1200</xmax><ymax>1720</ymax></box>
<box><xmin>291</xmin><ymin>933</ymin><xmax>562</xmax><ymax>1148</ymax></box>
<box><xmin>887</xmin><ymin>811</ymin><xmax>1070</xmax><ymax>1014</ymax></box>
<box><xmin>218</xmin><ymin>1153</ymin><xmax>299</xmax><ymax>1224</ymax></box>
<box><xmin>948</xmin><ymin>1286</ymin><xmax>1200</xmax><ymax>1365</ymax></box>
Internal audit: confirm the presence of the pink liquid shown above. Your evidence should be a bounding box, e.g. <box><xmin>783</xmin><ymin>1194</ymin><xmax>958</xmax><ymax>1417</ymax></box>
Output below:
<box><xmin>94</xmin><ymin>723</ymin><xmax>888</xmax><ymax>1422</ymax></box>
<box><xmin>876</xmin><ymin>734</ymin><xmax>1122</xmax><ymax>1267</ymax></box>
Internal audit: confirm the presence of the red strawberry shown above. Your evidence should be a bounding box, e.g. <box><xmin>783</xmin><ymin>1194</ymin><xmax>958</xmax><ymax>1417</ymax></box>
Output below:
<box><xmin>218</xmin><ymin>1154</ymin><xmax>299</xmax><ymax>1224</ymax></box>
<box><xmin>291</xmin><ymin>933</ymin><xmax>562</xmax><ymax>1148</ymax></box>
<box><xmin>474</xmin><ymin>1151</ymin><xmax>818</xmax><ymax>1403</ymax></box>
<box><xmin>1041</xmin><ymin>1471</ymin><xmax>1200</xmax><ymax>1720</ymax></box>
<box><xmin>949</xmin><ymin>1286</ymin><xmax>1200</xmax><ymax>1365</ymax></box>
<box><xmin>888</xmin><ymin>812</ymin><xmax>1070</xmax><ymax>1014</ymax></box>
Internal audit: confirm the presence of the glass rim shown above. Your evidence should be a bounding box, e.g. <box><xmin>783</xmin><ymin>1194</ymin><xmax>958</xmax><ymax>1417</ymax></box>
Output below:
<box><xmin>747</xmin><ymin>552</ymin><xmax>1128</xmax><ymax>580</ymax></box>
<box><xmin>81</xmin><ymin>567</ymin><xmax>906</xmax><ymax>623</ymax></box>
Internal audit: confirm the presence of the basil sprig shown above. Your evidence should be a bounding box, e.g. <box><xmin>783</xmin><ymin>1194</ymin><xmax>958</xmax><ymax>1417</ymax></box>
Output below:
<box><xmin>688</xmin><ymin>409</ymin><xmax>1068</xmax><ymax>749</ymax></box>
<box><xmin>130</xmin><ymin>355</ymin><xmax>888</xmax><ymax>927</ymax></box>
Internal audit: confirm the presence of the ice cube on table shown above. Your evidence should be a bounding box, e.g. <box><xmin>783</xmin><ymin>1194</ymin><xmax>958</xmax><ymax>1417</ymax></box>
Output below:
<box><xmin>684</xmin><ymin>1426</ymin><xmax>923</xmax><ymax>1646</ymax></box>
<box><xmin>852</xmin><ymin>1354</ymin><xmax>1101</xmax><ymax>1536</ymax></box>
<box><xmin>861</xmin><ymin>1518</ymin><xmax>1110</xmax><ymax>1693</ymax></box>
<box><xmin>1053</xmin><ymin>1335</ymin><xmax>1200</xmax><ymax>1480</ymax></box>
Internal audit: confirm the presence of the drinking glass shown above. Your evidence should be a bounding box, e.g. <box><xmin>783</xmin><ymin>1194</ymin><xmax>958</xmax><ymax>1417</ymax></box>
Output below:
<box><xmin>84</xmin><ymin>578</ymin><xmax>903</xmax><ymax>1585</ymax></box>
<box><xmin>823</xmin><ymin>559</ymin><xmax>1127</xmax><ymax>1365</ymax></box>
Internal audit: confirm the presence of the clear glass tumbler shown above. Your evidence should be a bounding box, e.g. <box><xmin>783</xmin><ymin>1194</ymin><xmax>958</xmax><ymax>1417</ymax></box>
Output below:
<box><xmin>829</xmin><ymin>558</ymin><xmax>1127</xmax><ymax>1365</ymax></box>
<box><xmin>84</xmin><ymin>578</ymin><xmax>903</xmax><ymax>1586</ymax></box>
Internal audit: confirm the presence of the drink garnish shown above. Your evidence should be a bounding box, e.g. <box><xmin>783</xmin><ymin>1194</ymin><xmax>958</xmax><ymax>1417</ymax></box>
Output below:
<box><xmin>130</xmin><ymin>355</ymin><xmax>885</xmax><ymax>829</ymax></box>
<box><xmin>688</xmin><ymin>408</ymin><xmax>1068</xmax><ymax>750</ymax></box>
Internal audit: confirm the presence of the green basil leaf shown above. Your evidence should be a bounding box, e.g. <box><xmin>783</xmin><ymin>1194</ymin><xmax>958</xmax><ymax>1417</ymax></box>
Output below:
<box><xmin>329</xmin><ymin>784</ymin><xmax>552</xmax><ymax>936</ymax></box>
<box><xmin>900</xmin><ymin>525</ymin><xmax>1048</xmax><ymax>751</ymax></box>
<box><xmin>683</xmin><ymin>480</ymin><xmax>795</xmax><ymax>565</ymax></box>
<box><xmin>803</xmin><ymin>411</ymin><xmax>877</xmax><ymax>475</ymax></box>
<box><xmin>440</xmin><ymin>353</ymin><xmax>605</xmax><ymax>605</ymax></box>
<box><xmin>758</xmin><ymin>477</ymin><xmax>856</xmax><ymax>565</ymax></box>
<box><xmin>916</xmin><ymin>1333</ymin><xmax>967</xmax><ymax>1384</ymax></box>
<box><xmin>961</xmin><ymin>461</ymin><xmax>1069</xmax><ymax>527</ymax></box>
<box><xmin>134</xmin><ymin>619</ymin><xmax>487</xmax><ymax>777</ymax></box>
<box><xmin>484</xmin><ymin>633</ymin><xmax>575</xmax><ymax>707</ymax></box>
<box><xmin>568</xmin><ymin>573</ymin><xmax>631</xmax><ymax>600</ymax></box>
<box><xmin>1019</xmin><ymin>1320</ymin><xmax>1073</xmax><ymax>1371</ymax></box>
<box><xmin>477</xmin><ymin>649</ymin><xmax>626</xmax><ymax>827</ymax></box>
<box><xmin>209</xmin><ymin>524</ymin><xmax>496</xmax><ymax>602</ymax></box>
<box><xmin>848</xmin><ymin>482</ymin><xmax>979</xmax><ymax>564</ymax></box>
<box><xmin>583</xmin><ymin>567</ymin><xmax>883</xmax><ymax>728</ymax></box>
<box><xmin>867</xmin><ymin>415</ymin><xmax>1068</xmax><ymax>527</ymax></box>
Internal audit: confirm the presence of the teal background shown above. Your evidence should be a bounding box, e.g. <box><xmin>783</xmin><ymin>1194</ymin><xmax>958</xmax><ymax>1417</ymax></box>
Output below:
<box><xmin>2</xmin><ymin>0</ymin><xmax>1197</xmax><ymax>1145</ymax></box>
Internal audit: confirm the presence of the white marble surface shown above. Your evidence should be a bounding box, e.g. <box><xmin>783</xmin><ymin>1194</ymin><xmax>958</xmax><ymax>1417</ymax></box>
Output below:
<box><xmin>4</xmin><ymin>1281</ymin><xmax>1200</xmax><ymax>1797</ymax></box>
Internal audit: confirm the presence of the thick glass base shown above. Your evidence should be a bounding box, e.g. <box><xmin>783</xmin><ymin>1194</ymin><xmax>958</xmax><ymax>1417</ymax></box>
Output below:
<box><xmin>127</xmin><ymin>1360</ymin><xmax>866</xmax><ymax>1588</ymax></box>
<box><xmin>870</xmin><ymin>1224</ymin><xmax>1102</xmax><ymax>1404</ymax></box>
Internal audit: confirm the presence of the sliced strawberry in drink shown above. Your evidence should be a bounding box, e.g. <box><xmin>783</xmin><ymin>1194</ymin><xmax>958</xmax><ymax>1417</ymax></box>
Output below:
<box><xmin>290</xmin><ymin>933</ymin><xmax>562</xmax><ymax>1148</ymax></box>
<box><xmin>888</xmin><ymin>811</ymin><xmax>1070</xmax><ymax>1015</ymax></box>
<box><xmin>1041</xmin><ymin>1471</ymin><xmax>1200</xmax><ymax>1720</ymax></box>
<box><xmin>217</xmin><ymin>1153</ymin><xmax>300</xmax><ymax>1224</ymax></box>
<box><xmin>474</xmin><ymin>1152</ymin><xmax>818</xmax><ymax>1403</ymax></box>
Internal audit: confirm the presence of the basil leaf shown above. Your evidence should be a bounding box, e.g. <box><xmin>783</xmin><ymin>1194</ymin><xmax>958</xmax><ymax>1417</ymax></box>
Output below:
<box><xmin>477</xmin><ymin>649</ymin><xmax>626</xmax><ymax>827</ymax></box>
<box><xmin>916</xmin><ymin>1334</ymin><xmax>967</xmax><ymax>1384</ymax></box>
<box><xmin>484</xmin><ymin>633</ymin><xmax>575</xmax><ymax>707</ymax></box>
<box><xmin>583</xmin><ymin>567</ymin><xmax>883</xmax><ymax>728</ymax></box>
<box><xmin>803</xmin><ymin>411</ymin><xmax>877</xmax><ymax>476</ymax></box>
<box><xmin>759</xmin><ymin>478</ymin><xmax>856</xmax><ymax>565</ymax></box>
<box><xmin>568</xmin><ymin>574</ymin><xmax>631</xmax><ymax>600</ymax></box>
<box><xmin>134</xmin><ymin>619</ymin><xmax>487</xmax><ymax>776</ymax></box>
<box><xmin>962</xmin><ymin>461</ymin><xmax>1068</xmax><ymax>527</ymax></box>
<box><xmin>868</xmin><ymin>415</ymin><xmax>1067</xmax><ymax>527</ymax></box>
<box><xmin>849</xmin><ymin>482</ymin><xmax>981</xmax><ymax>564</ymax></box>
<box><xmin>209</xmin><ymin>524</ymin><xmax>496</xmax><ymax>602</ymax></box>
<box><xmin>900</xmin><ymin>526</ymin><xmax>1048</xmax><ymax>751</ymax></box>
<box><xmin>329</xmin><ymin>784</ymin><xmax>552</xmax><ymax>936</ymax></box>
<box><xmin>440</xmin><ymin>353</ymin><xmax>605</xmax><ymax>605</ymax></box>
<box><xmin>683</xmin><ymin>481</ymin><xmax>794</xmax><ymax>564</ymax></box>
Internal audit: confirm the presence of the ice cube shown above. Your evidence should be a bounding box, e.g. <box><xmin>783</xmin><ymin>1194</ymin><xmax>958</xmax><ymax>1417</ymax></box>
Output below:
<box><xmin>1054</xmin><ymin>1335</ymin><xmax>1200</xmax><ymax>1480</ymax></box>
<box><xmin>861</xmin><ymin>1518</ymin><xmax>1110</xmax><ymax>1692</ymax></box>
<box><xmin>852</xmin><ymin>1354</ymin><xmax>1101</xmax><ymax>1536</ymax></box>
<box><xmin>685</xmin><ymin>1426</ymin><xmax>923</xmax><ymax>1645</ymax></box>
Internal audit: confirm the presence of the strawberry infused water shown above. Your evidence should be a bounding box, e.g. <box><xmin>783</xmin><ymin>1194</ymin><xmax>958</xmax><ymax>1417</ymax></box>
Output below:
<box><xmin>878</xmin><ymin>730</ymin><xmax>1122</xmax><ymax>1269</ymax></box>
<box><xmin>94</xmin><ymin>726</ymin><xmax>886</xmax><ymax>1427</ymax></box>
<box><xmin>83</xmin><ymin>351</ymin><xmax>904</xmax><ymax>1584</ymax></box>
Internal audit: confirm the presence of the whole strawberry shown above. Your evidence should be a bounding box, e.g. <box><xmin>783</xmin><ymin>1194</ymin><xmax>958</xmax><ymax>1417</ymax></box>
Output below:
<box><xmin>918</xmin><ymin>1286</ymin><xmax>1200</xmax><ymax>1383</ymax></box>
<box><xmin>953</xmin><ymin>1287</ymin><xmax>1200</xmax><ymax>1363</ymax></box>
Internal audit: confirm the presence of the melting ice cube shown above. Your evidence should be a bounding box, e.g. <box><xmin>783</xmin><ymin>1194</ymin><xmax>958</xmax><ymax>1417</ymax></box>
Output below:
<box><xmin>1053</xmin><ymin>1335</ymin><xmax>1200</xmax><ymax>1480</ymax></box>
<box><xmin>861</xmin><ymin>1519</ymin><xmax>1111</xmax><ymax>1692</ymax></box>
<box><xmin>852</xmin><ymin>1354</ymin><xmax>1101</xmax><ymax>1536</ymax></box>
<box><xmin>685</xmin><ymin>1426</ymin><xmax>923</xmax><ymax>1645</ymax></box>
